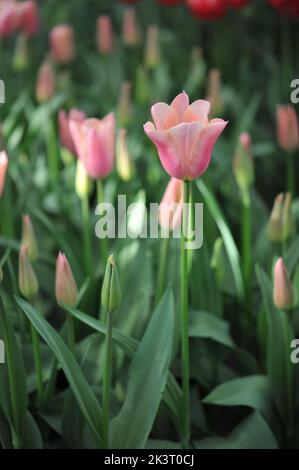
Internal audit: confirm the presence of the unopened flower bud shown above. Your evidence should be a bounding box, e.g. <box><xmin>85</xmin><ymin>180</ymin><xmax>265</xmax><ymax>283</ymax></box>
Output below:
<box><xmin>49</xmin><ymin>24</ymin><xmax>75</xmax><ymax>64</ymax></box>
<box><xmin>101</xmin><ymin>255</ymin><xmax>121</xmax><ymax>314</ymax></box>
<box><xmin>13</xmin><ymin>33</ymin><xmax>30</xmax><ymax>71</ymax></box>
<box><xmin>267</xmin><ymin>192</ymin><xmax>294</xmax><ymax>243</ymax></box>
<box><xmin>122</xmin><ymin>7</ymin><xmax>141</xmax><ymax>47</ymax></box>
<box><xmin>159</xmin><ymin>177</ymin><xmax>183</xmax><ymax>231</ymax></box>
<box><xmin>233</xmin><ymin>132</ymin><xmax>254</xmax><ymax>194</ymax></box>
<box><xmin>116</xmin><ymin>129</ymin><xmax>135</xmax><ymax>182</ymax></box>
<box><xmin>207</xmin><ymin>68</ymin><xmax>223</xmax><ymax>116</ymax></box>
<box><xmin>144</xmin><ymin>25</ymin><xmax>160</xmax><ymax>69</ymax></box>
<box><xmin>35</xmin><ymin>60</ymin><xmax>56</xmax><ymax>103</ymax></box>
<box><xmin>96</xmin><ymin>15</ymin><xmax>114</xmax><ymax>55</ymax></box>
<box><xmin>276</xmin><ymin>105</ymin><xmax>299</xmax><ymax>153</ymax></box>
<box><xmin>18</xmin><ymin>244</ymin><xmax>39</xmax><ymax>299</ymax></box>
<box><xmin>21</xmin><ymin>215</ymin><xmax>39</xmax><ymax>261</ymax></box>
<box><xmin>273</xmin><ymin>257</ymin><xmax>293</xmax><ymax>310</ymax></box>
<box><xmin>75</xmin><ymin>160</ymin><xmax>92</xmax><ymax>199</ymax></box>
<box><xmin>0</xmin><ymin>151</ymin><xmax>8</xmax><ymax>198</ymax></box>
<box><xmin>55</xmin><ymin>252</ymin><xmax>78</xmax><ymax>307</ymax></box>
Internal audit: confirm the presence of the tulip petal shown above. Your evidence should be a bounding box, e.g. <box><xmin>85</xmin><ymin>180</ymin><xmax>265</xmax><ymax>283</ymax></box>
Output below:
<box><xmin>171</xmin><ymin>91</ymin><xmax>189</xmax><ymax>119</ymax></box>
<box><xmin>184</xmin><ymin>100</ymin><xmax>211</xmax><ymax>124</ymax></box>
<box><xmin>151</xmin><ymin>102</ymin><xmax>179</xmax><ymax>130</ymax></box>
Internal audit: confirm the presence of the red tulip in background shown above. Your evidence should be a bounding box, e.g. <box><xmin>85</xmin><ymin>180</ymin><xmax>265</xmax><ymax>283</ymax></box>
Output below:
<box><xmin>0</xmin><ymin>0</ymin><xmax>38</xmax><ymax>38</ymax></box>
<box><xmin>269</xmin><ymin>0</ymin><xmax>299</xmax><ymax>15</ymax></box>
<box><xmin>185</xmin><ymin>0</ymin><xmax>227</xmax><ymax>19</ymax></box>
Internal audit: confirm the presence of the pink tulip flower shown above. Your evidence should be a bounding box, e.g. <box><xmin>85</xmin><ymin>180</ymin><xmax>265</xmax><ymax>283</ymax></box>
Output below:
<box><xmin>273</xmin><ymin>257</ymin><xmax>293</xmax><ymax>310</ymax></box>
<box><xmin>122</xmin><ymin>7</ymin><xmax>140</xmax><ymax>46</ymax></box>
<box><xmin>55</xmin><ymin>252</ymin><xmax>78</xmax><ymax>307</ymax></box>
<box><xmin>0</xmin><ymin>0</ymin><xmax>38</xmax><ymax>37</ymax></box>
<box><xmin>0</xmin><ymin>150</ymin><xmax>8</xmax><ymax>197</ymax></box>
<box><xmin>59</xmin><ymin>108</ymin><xmax>86</xmax><ymax>155</ymax></box>
<box><xmin>159</xmin><ymin>177</ymin><xmax>184</xmax><ymax>231</ymax></box>
<box><xmin>144</xmin><ymin>91</ymin><xmax>228</xmax><ymax>180</ymax></box>
<box><xmin>17</xmin><ymin>0</ymin><xmax>38</xmax><ymax>36</ymax></box>
<box><xmin>35</xmin><ymin>60</ymin><xmax>56</xmax><ymax>103</ymax></box>
<box><xmin>70</xmin><ymin>113</ymin><xmax>115</xmax><ymax>179</ymax></box>
<box><xmin>49</xmin><ymin>24</ymin><xmax>75</xmax><ymax>64</ymax></box>
<box><xmin>96</xmin><ymin>15</ymin><xmax>114</xmax><ymax>55</ymax></box>
<box><xmin>0</xmin><ymin>0</ymin><xmax>18</xmax><ymax>37</ymax></box>
<box><xmin>276</xmin><ymin>105</ymin><xmax>299</xmax><ymax>152</ymax></box>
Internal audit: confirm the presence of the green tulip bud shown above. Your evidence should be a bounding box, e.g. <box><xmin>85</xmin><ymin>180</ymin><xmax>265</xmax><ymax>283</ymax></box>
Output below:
<box><xmin>101</xmin><ymin>255</ymin><xmax>121</xmax><ymax>314</ymax></box>
<box><xmin>18</xmin><ymin>245</ymin><xmax>39</xmax><ymax>300</ymax></box>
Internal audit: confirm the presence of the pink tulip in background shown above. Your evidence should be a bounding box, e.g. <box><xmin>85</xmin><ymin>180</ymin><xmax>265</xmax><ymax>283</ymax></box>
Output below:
<box><xmin>70</xmin><ymin>113</ymin><xmax>115</xmax><ymax>179</ymax></box>
<box><xmin>0</xmin><ymin>0</ymin><xmax>38</xmax><ymax>38</ymax></box>
<box><xmin>0</xmin><ymin>150</ymin><xmax>8</xmax><ymax>197</ymax></box>
<box><xmin>276</xmin><ymin>105</ymin><xmax>299</xmax><ymax>152</ymax></box>
<box><xmin>55</xmin><ymin>252</ymin><xmax>78</xmax><ymax>308</ymax></box>
<box><xmin>273</xmin><ymin>257</ymin><xmax>293</xmax><ymax>310</ymax></box>
<box><xmin>50</xmin><ymin>24</ymin><xmax>75</xmax><ymax>64</ymax></box>
<box><xmin>96</xmin><ymin>15</ymin><xmax>114</xmax><ymax>55</ymax></box>
<box><xmin>144</xmin><ymin>91</ymin><xmax>227</xmax><ymax>180</ymax></box>
<box><xmin>35</xmin><ymin>60</ymin><xmax>56</xmax><ymax>103</ymax></box>
<box><xmin>59</xmin><ymin>109</ymin><xmax>86</xmax><ymax>155</ymax></box>
<box><xmin>122</xmin><ymin>7</ymin><xmax>141</xmax><ymax>46</ymax></box>
<box><xmin>159</xmin><ymin>177</ymin><xmax>184</xmax><ymax>231</ymax></box>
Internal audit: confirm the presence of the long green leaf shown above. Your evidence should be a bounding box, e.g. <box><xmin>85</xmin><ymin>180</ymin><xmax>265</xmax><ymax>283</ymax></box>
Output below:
<box><xmin>15</xmin><ymin>297</ymin><xmax>104</xmax><ymax>448</ymax></box>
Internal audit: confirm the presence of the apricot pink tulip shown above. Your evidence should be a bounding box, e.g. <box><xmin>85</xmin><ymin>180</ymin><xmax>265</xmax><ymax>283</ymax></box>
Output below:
<box><xmin>50</xmin><ymin>24</ymin><xmax>75</xmax><ymax>64</ymax></box>
<box><xmin>70</xmin><ymin>113</ymin><xmax>115</xmax><ymax>179</ymax></box>
<box><xmin>96</xmin><ymin>15</ymin><xmax>114</xmax><ymax>55</ymax></box>
<box><xmin>55</xmin><ymin>252</ymin><xmax>78</xmax><ymax>307</ymax></box>
<box><xmin>59</xmin><ymin>108</ymin><xmax>86</xmax><ymax>155</ymax></box>
<box><xmin>273</xmin><ymin>257</ymin><xmax>293</xmax><ymax>310</ymax></box>
<box><xmin>144</xmin><ymin>92</ymin><xmax>227</xmax><ymax>180</ymax></box>
<box><xmin>276</xmin><ymin>105</ymin><xmax>299</xmax><ymax>152</ymax></box>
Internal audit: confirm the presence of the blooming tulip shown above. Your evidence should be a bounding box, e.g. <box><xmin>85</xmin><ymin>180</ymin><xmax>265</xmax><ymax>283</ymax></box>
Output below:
<box><xmin>18</xmin><ymin>244</ymin><xmax>39</xmax><ymax>299</ymax></box>
<box><xmin>58</xmin><ymin>108</ymin><xmax>86</xmax><ymax>155</ymax></box>
<box><xmin>273</xmin><ymin>257</ymin><xmax>293</xmax><ymax>310</ymax></box>
<box><xmin>144</xmin><ymin>91</ymin><xmax>227</xmax><ymax>180</ymax></box>
<box><xmin>70</xmin><ymin>113</ymin><xmax>115</xmax><ymax>179</ymax></box>
<box><xmin>122</xmin><ymin>7</ymin><xmax>141</xmax><ymax>46</ymax></box>
<box><xmin>55</xmin><ymin>252</ymin><xmax>78</xmax><ymax>308</ymax></box>
<box><xmin>21</xmin><ymin>214</ymin><xmax>39</xmax><ymax>261</ymax></box>
<box><xmin>0</xmin><ymin>150</ymin><xmax>8</xmax><ymax>197</ymax></box>
<box><xmin>276</xmin><ymin>105</ymin><xmax>299</xmax><ymax>152</ymax></box>
<box><xmin>159</xmin><ymin>177</ymin><xmax>184</xmax><ymax>231</ymax></box>
<box><xmin>186</xmin><ymin>0</ymin><xmax>227</xmax><ymax>19</ymax></box>
<box><xmin>49</xmin><ymin>24</ymin><xmax>75</xmax><ymax>64</ymax></box>
<box><xmin>35</xmin><ymin>60</ymin><xmax>56</xmax><ymax>103</ymax></box>
<box><xmin>96</xmin><ymin>15</ymin><xmax>114</xmax><ymax>55</ymax></box>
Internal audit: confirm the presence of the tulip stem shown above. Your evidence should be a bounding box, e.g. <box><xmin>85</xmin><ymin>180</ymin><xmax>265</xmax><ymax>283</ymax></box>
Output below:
<box><xmin>66</xmin><ymin>314</ymin><xmax>76</xmax><ymax>353</ymax></box>
<box><xmin>30</xmin><ymin>321</ymin><xmax>43</xmax><ymax>402</ymax></box>
<box><xmin>103</xmin><ymin>311</ymin><xmax>113</xmax><ymax>448</ymax></box>
<box><xmin>81</xmin><ymin>195</ymin><xmax>93</xmax><ymax>277</ymax></box>
<box><xmin>155</xmin><ymin>237</ymin><xmax>170</xmax><ymax>306</ymax></box>
<box><xmin>241</xmin><ymin>190</ymin><xmax>252</xmax><ymax>287</ymax></box>
<box><xmin>180</xmin><ymin>179</ymin><xmax>191</xmax><ymax>448</ymax></box>
<box><xmin>97</xmin><ymin>180</ymin><xmax>108</xmax><ymax>270</ymax></box>
<box><xmin>286</xmin><ymin>152</ymin><xmax>295</xmax><ymax>196</ymax></box>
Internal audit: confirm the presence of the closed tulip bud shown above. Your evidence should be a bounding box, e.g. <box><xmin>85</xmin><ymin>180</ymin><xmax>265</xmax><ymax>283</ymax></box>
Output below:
<box><xmin>21</xmin><ymin>215</ymin><xmax>39</xmax><ymax>261</ymax></box>
<box><xmin>13</xmin><ymin>33</ymin><xmax>29</xmax><ymax>71</ymax></box>
<box><xmin>117</xmin><ymin>81</ymin><xmax>132</xmax><ymax>127</ymax></box>
<box><xmin>233</xmin><ymin>132</ymin><xmax>254</xmax><ymax>194</ymax></box>
<box><xmin>207</xmin><ymin>68</ymin><xmax>224</xmax><ymax>116</ymax></box>
<box><xmin>144</xmin><ymin>25</ymin><xmax>160</xmax><ymax>69</ymax></box>
<box><xmin>267</xmin><ymin>192</ymin><xmax>294</xmax><ymax>243</ymax></box>
<box><xmin>210</xmin><ymin>237</ymin><xmax>225</xmax><ymax>285</ymax></box>
<box><xmin>276</xmin><ymin>105</ymin><xmax>299</xmax><ymax>153</ymax></box>
<box><xmin>101</xmin><ymin>255</ymin><xmax>121</xmax><ymax>314</ymax></box>
<box><xmin>19</xmin><ymin>244</ymin><xmax>39</xmax><ymax>299</ymax></box>
<box><xmin>55</xmin><ymin>252</ymin><xmax>78</xmax><ymax>307</ymax></box>
<box><xmin>273</xmin><ymin>257</ymin><xmax>293</xmax><ymax>310</ymax></box>
<box><xmin>116</xmin><ymin>129</ymin><xmax>135</xmax><ymax>182</ymax></box>
<box><xmin>96</xmin><ymin>15</ymin><xmax>114</xmax><ymax>55</ymax></box>
<box><xmin>159</xmin><ymin>177</ymin><xmax>184</xmax><ymax>231</ymax></box>
<box><xmin>49</xmin><ymin>24</ymin><xmax>75</xmax><ymax>64</ymax></box>
<box><xmin>75</xmin><ymin>159</ymin><xmax>92</xmax><ymax>199</ymax></box>
<box><xmin>122</xmin><ymin>7</ymin><xmax>141</xmax><ymax>46</ymax></box>
<box><xmin>0</xmin><ymin>151</ymin><xmax>8</xmax><ymax>198</ymax></box>
<box><xmin>35</xmin><ymin>60</ymin><xmax>56</xmax><ymax>103</ymax></box>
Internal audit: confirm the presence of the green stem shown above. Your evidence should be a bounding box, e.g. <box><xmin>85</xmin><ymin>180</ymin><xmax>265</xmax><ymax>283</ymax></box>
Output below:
<box><xmin>30</xmin><ymin>322</ymin><xmax>43</xmax><ymax>402</ymax></box>
<box><xmin>286</xmin><ymin>152</ymin><xmax>295</xmax><ymax>197</ymax></box>
<box><xmin>180</xmin><ymin>180</ymin><xmax>190</xmax><ymax>448</ymax></box>
<box><xmin>155</xmin><ymin>237</ymin><xmax>170</xmax><ymax>305</ymax></box>
<box><xmin>46</xmin><ymin>120</ymin><xmax>59</xmax><ymax>185</ymax></box>
<box><xmin>241</xmin><ymin>191</ymin><xmax>251</xmax><ymax>287</ymax></box>
<box><xmin>103</xmin><ymin>312</ymin><xmax>113</xmax><ymax>448</ymax></box>
<box><xmin>97</xmin><ymin>180</ymin><xmax>108</xmax><ymax>270</ymax></box>
<box><xmin>81</xmin><ymin>195</ymin><xmax>93</xmax><ymax>277</ymax></box>
<box><xmin>66</xmin><ymin>314</ymin><xmax>76</xmax><ymax>353</ymax></box>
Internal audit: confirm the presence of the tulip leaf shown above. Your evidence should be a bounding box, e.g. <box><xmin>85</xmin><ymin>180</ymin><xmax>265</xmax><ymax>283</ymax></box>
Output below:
<box><xmin>15</xmin><ymin>297</ymin><xmax>104</xmax><ymax>448</ymax></box>
<box><xmin>189</xmin><ymin>311</ymin><xmax>235</xmax><ymax>348</ymax></box>
<box><xmin>110</xmin><ymin>288</ymin><xmax>175</xmax><ymax>449</ymax></box>
<box><xmin>195</xmin><ymin>412</ymin><xmax>278</xmax><ymax>449</ymax></box>
<box><xmin>196</xmin><ymin>179</ymin><xmax>245</xmax><ymax>300</ymax></box>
